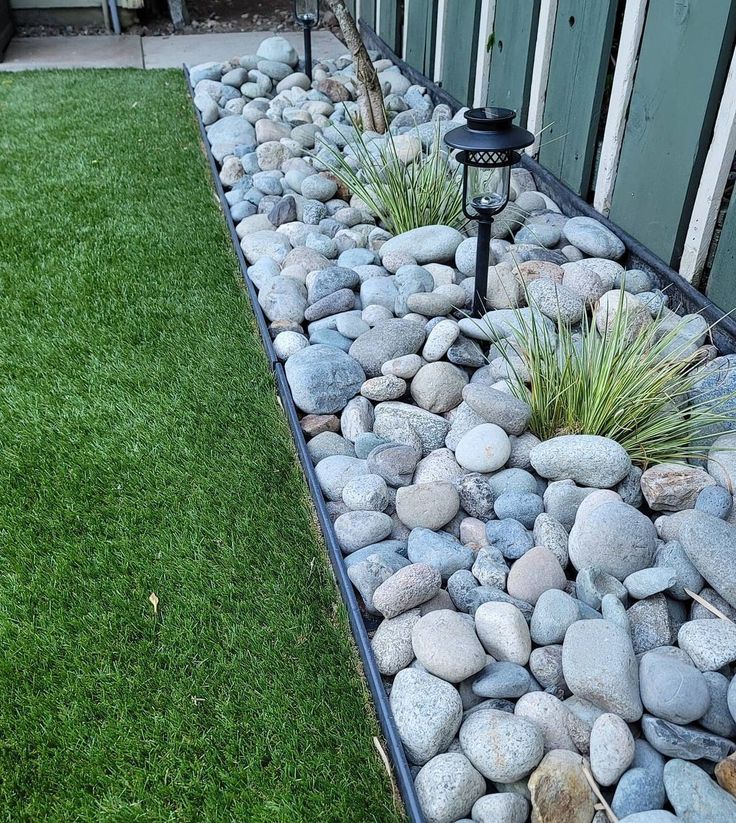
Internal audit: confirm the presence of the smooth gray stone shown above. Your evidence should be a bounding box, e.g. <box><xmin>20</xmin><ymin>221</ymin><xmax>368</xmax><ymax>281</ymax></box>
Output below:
<box><xmin>389</xmin><ymin>668</ymin><xmax>463</xmax><ymax>765</ymax></box>
<box><xmin>695</xmin><ymin>484</ymin><xmax>733</xmax><ymax>519</ymax></box>
<box><xmin>471</xmin><ymin>662</ymin><xmax>531</xmax><ymax>699</ymax></box>
<box><xmin>343</xmin><ymin>540</ymin><xmax>408</xmax><ymax>568</ymax></box>
<box><xmin>562</xmin><ymin>619</ymin><xmax>642</xmax><ymax>721</ymax></box>
<box><xmin>678</xmin><ymin>509</ymin><xmax>736</xmax><ymax>608</ymax></box>
<box><xmin>485</xmin><ymin>519</ymin><xmax>535</xmax><ymax>561</ymax></box>
<box><xmin>414</xmin><ymin>753</ymin><xmax>486</xmax><ymax>823</ymax></box>
<box><xmin>493</xmin><ymin>492</ymin><xmax>544</xmax><ymax>530</ymax></box>
<box><xmin>654</xmin><ymin>540</ymin><xmax>704</xmax><ymax>601</ymax></box>
<box><xmin>664</xmin><ymin>759</ymin><xmax>736</xmax><ymax>821</ymax></box>
<box><xmin>447</xmin><ymin>569</ymin><xmax>479</xmax><ymax>613</ymax></box>
<box><xmin>285</xmin><ymin>344</ymin><xmax>364</xmax><ymax>414</ymax></box>
<box><xmin>627</xmin><ymin>594</ymin><xmax>674</xmax><ymax>654</ymax></box>
<box><xmin>407</xmin><ymin>528</ymin><xmax>475</xmax><ymax>580</ymax></box>
<box><xmin>642</xmin><ymin>714</ymin><xmax>736</xmax><ymax>761</ymax></box>
<box><xmin>639</xmin><ymin>648</ymin><xmax>710</xmax><ymax>724</ymax></box>
<box><xmin>701</xmin><ymin>671</ymin><xmax>736</xmax><ymax>737</ymax></box>
<box><xmin>467</xmin><ymin>586</ymin><xmax>534</xmax><ymax>621</ymax></box>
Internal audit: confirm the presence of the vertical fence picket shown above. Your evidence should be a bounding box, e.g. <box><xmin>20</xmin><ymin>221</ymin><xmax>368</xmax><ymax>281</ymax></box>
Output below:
<box><xmin>608</xmin><ymin>0</ymin><xmax>736</xmax><ymax>266</ymax></box>
<box><xmin>593</xmin><ymin>0</ymin><xmax>648</xmax><ymax>216</ymax></box>
<box><xmin>378</xmin><ymin>0</ymin><xmax>400</xmax><ymax>53</ymax></box>
<box><xmin>680</xmin><ymin>47</ymin><xmax>736</xmax><ymax>286</ymax></box>
<box><xmin>485</xmin><ymin>0</ymin><xmax>541</xmax><ymax>125</ymax></box>
<box><xmin>438</xmin><ymin>0</ymin><xmax>483</xmax><ymax>105</ymax></box>
<box><xmin>472</xmin><ymin>0</ymin><xmax>497</xmax><ymax>107</ymax></box>
<box><xmin>526</xmin><ymin>0</ymin><xmax>558</xmax><ymax>154</ymax></box>
<box><xmin>537</xmin><ymin>0</ymin><xmax>619</xmax><ymax>197</ymax></box>
<box><xmin>405</xmin><ymin>0</ymin><xmax>438</xmax><ymax>77</ymax></box>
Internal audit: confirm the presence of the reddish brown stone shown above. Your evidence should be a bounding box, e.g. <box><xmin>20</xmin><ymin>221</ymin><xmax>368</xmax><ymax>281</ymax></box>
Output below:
<box><xmin>300</xmin><ymin>414</ymin><xmax>340</xmax><ymax>437</ymax></box>
<box><xmin>716</xmin><ymin>753</ymin><xmax>736</xmax><ymax>797</ymax></box>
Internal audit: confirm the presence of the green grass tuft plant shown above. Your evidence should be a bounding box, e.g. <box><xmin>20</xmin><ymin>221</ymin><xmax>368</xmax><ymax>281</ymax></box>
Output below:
<box><xmin>318</xmin><ymin>112</ymin><xmax>465</xmax><ymax>234</ymax></box>
<box><xmin>485</xmin><ymin>287</ymin><xmax>735</xmax><ymax>468</ymax></box>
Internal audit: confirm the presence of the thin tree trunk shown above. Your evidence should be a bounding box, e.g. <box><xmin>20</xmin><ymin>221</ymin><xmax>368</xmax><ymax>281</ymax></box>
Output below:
<box><xmin>325</xmin><ymin>0</ymin><xmax>387</xmax><ymax>134</ymax></box>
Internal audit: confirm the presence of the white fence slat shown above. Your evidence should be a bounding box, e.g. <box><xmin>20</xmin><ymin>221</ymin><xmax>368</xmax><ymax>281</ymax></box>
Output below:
<box><xmin>401</xmin><ymin>0</ymin><xmax>410</xmax><ymax>60</ymax></box>
<box><xmin>526</xmin><ymin>0</ymin><xmax>557</xmax><ymax>155</ymax></box>
<box><xmin>680</xmin><ymin>46</ymin><xmax>736</xmax><ymax>285</ymax></box>
<box><xmin>433</xmin><ymin>0</ymin><xmax>448</xmax><ymax>83</ymax></box>
<box><xmin>472</xmin><ymin>0</ymin><xmax>497</xmax><ymax>107</ymax></box>
<box><xmin>593</xmin><ymin>0</ymin><xmax>648</xmax><ymax>216</ymax></box>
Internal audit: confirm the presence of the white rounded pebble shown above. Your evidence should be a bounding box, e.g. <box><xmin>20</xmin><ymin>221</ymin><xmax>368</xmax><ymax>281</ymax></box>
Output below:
<box><xmin>455</xmin><ymin>424</ymin><xmax>511</xmax><ymax>472</ymax></box>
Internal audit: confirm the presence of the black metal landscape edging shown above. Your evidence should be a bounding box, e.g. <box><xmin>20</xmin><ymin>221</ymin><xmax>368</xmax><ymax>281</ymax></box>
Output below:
<box><xmin>358</xmin><ymin>22</ymin><xmax>736</xmax><ymax>355</ymax></box>
<box><xmin>184</xmin><ymin>67</ymin><xmax>426</xmax><ymax>823</ymax></box>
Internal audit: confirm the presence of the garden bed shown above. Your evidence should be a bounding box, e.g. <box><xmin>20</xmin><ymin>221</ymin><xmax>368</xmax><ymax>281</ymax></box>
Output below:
<box><xmin>188</xmin><ymin>36</ymin><xmax>736</xmax><ymax>823</ymax></box>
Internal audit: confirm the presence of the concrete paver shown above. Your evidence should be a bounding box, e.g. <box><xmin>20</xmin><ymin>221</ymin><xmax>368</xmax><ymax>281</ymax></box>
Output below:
<box><xmin>0</xmin><ymin>30</ymin><xmax>345</xmax><ymax>72</ymax></box>
<box><xmin>0</xmin><ymin>35</ymin><xmax>143</xmax><ymax>70</ymax></box>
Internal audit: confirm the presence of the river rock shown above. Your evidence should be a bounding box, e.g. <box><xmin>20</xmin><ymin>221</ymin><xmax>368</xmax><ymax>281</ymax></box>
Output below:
<box><xmin>530</xmin><ymin>434</ymin><xmax>631</xmax><ymax>488</ymax></box>
<box><xmin>590</xmin><ymin>713</ymin><xmax>636</xmax><ymax>786</ymax></box>
<box><xmin>530</xmin><ymin>589</ymin><xmax>582</xmax><ymax>645</ymax></box>
<box><xmin>414</xmin><ymin>753</ymin><xmax>486</xmax><ymax>823</ymax></box>
<box><xmin>506</xmin><ymin>546</ymin><xmax>566</xmax><ymax>605</ymax></box>
<box><xmin>315</xmin><ymin>455</ymin><xmax>368</xmax><ymax>500</ymax></box>
<box><xmin>373</xmin><ymin>563</ymin><xmax>442</xmax><ymax>618</ymax></box>
<box><xmin>334</xmin><ymin>510</ymin><xmax>393</xmax><ymax>553</ymax></box>
<box><xmin>563</xmin><ymin>216</ymin><xmax>625</xmax><ymax>259</ymax></box>
<box><xmin>407</xmin><ymin>528</ymin><xmax>474</xmax><ymax>580</ymax></box>
<box><xmin>390</xmin><ymin>668</ymin><xmax>463</xmax><ymax>765</ymax></box>
<box><xmin>665</xmin><ymin>758</ymin><xmax>736</xmax><ymax>821</ymax></box>
<box><xmin>459</xmin><ymin>709</ymin><xmax>544</xmax><ymax>782</ymax></box>
<box><xmin>528</xmin><ymin>749</ymin><xmax>597</xmax><ymax>823</ymax></box>
<box><xmin>412</xmin><ymin>610</ymin><xmax>487</xmax><ymax>683</ymax></box>
<box><xmin>678</xmin><ymin>618</ymin><xmax>736</xmax><ymax>671</ymax></box>
<box><xmin>639</xmin><ymin>648</ymin><xmax>710</xmax><ymax>724</ymax></box>
<box><xmin>474</xmin><ymin>602</ymin><xmax>531</xmax><ymax>665</ymax></box>
<box><xmin>562</xmin><ymin>619</ymin><xmax>642</xmax><ymax>721</ymax></box>
<box><xmin>380</xmin><ymin>225</ymin><xmax>464</xmax><ymax>265</ymax></box>
<box><xmin>374</xmin><ymin>401</ymin><xmax>451</xmax><ymax>455</ymax></box>
<box><xmin>640</xmin><ymin>463</ymin><xmax>716</xmax><ymax>512</ymax></box>
<box><xmin>642</xmin><ymin>715</ymin><xmax>736</xmax><ymax>761</ymax></box>
<box><xmin>411</xmin><ymin>362</ymin><xmax>468</xmax><ymax>413</ymax></box>
<box><xmin>371</xmin><ymin>609</ymin><xmax>421</xmax><ymax>675</ymax></box>
<box><xmin>677</xmin><ymin>510</ymin><xmax>736</xmax><ymax>608</ymax></box>
<box><xmin>471</xmin><ymin>793</ymin><xmax>529</xmax><ymax>823</ymax></box>
<box><xmin>569</xmin><ymin>501</ymin><xmax>658</xmax><ymax>580</ymax></box>
<box><xmin>455</xmin><ymin>424</ymin><xmax>511</xmax><ymax>472</ymax></box>
<box><xmin>395</xmin><ymin>482</ymin><xmax>460</xmax><ymax>530</ymax></box>
<box><xmin>462</xmin><ymin>383</ymin><xmax>531</xmax><ymax>435</ymax></box>
<box><xmin>349</xmin><ymin>319</ymin><xmax>426</xmax><ymax>377</ymax></box>
<box><xmin>285</xmin><ymin>344</ymin><xmax>365</xmax><ymax>414</ymax></box>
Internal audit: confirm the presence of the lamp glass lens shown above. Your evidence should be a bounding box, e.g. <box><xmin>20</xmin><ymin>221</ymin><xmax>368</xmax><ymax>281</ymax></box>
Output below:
<box><xmin>466</xmin><ymin>164</ymin><xmax>510</xmax><ymax>216</ymax></box>
<box><xmin>294</xmin><ymin>0</ymin><xmax>318</xmax><ymax>24</ymax></box>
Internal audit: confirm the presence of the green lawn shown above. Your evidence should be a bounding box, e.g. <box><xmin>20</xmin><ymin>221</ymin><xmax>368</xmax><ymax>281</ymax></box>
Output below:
<box><xmin>0</xmin><ymin>69</ymin><xmax>399</xmax><ymax>823</ymax></box>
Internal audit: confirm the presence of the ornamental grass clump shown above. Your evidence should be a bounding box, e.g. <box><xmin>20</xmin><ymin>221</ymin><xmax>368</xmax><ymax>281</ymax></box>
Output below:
<box><xmin>317</xmin><ymin>113</ymin><xmax>465</xmax><ymax>234</ymax></box>
<box><xmin>488</xmin><ymin>289</ymin><xmax>735</xmax><ymax>468</ymax></box>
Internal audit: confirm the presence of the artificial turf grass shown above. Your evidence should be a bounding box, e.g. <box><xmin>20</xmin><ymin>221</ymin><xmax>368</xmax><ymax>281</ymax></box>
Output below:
<box><xmin>0</xmin><ymin>69</ymin><xmax>401</xmax><ymax>823</ymax></box>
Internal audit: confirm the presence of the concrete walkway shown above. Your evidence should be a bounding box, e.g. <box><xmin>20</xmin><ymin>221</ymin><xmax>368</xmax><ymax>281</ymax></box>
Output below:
<box><xmin>0</xmin><ymin>30</ymin><xmax>345</xmax><ymax>71</ymax></box>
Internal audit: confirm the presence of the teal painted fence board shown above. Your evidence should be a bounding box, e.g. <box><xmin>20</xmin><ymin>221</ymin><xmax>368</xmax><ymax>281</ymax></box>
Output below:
<box><xmin>405</xmin><ymin>0</ymin><xmax>437</xmax><ymax>77</ymax></box>
<box><xmin>609</xmin><ymin>0</ymin><xmax>736</xmax><ymax>266</ymax></box>
<box><xmin>706</xmin><ymin>193</ymin><xmax>736</xmax><ymax>312</ymax></box>
<box><xmin>378</xmin><ymin>0</ymin><xmax>400</xmax><ymax>53</ymax></box>
<box><xmin>538</xmin><ymin>0</ymin><xmax>618</xmax><ymax>196</ymax></box>
<box><xmin>440</xmin><ymin>0</ymin><xmax>482</xmax><ymax>106</ymax></box>
<box><xmin>361</xmin><ymin>0</ymin><xmax>376</xmax><ymax>28</ymax></box>
<box><xmin>486</xmin><ymin>0</ymin><xmax>540</xmax><ymax>126</ymax></box>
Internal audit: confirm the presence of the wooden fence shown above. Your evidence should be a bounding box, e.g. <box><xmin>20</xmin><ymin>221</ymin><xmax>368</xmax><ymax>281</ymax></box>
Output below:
<box><xmin>352</xmin><ymin>0</ymin><xmax>736</xmax><ymax>312</ymax></box>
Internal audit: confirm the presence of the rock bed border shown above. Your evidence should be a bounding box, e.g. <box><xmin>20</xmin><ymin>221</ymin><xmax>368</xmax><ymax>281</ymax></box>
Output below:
<box><xmin>357</xmin><ymin>21</ymin><xmax>736</xmax><ymax>358</ymax></box>
<box><xmin>184</xmin><ymin>67</ymin><xmax>428</xmax><ymax>822</ymax></box>
<box><xmin>185</xmin><ymin>34</ymin><xmax>736</xmax><ymax>820</ymax></box>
